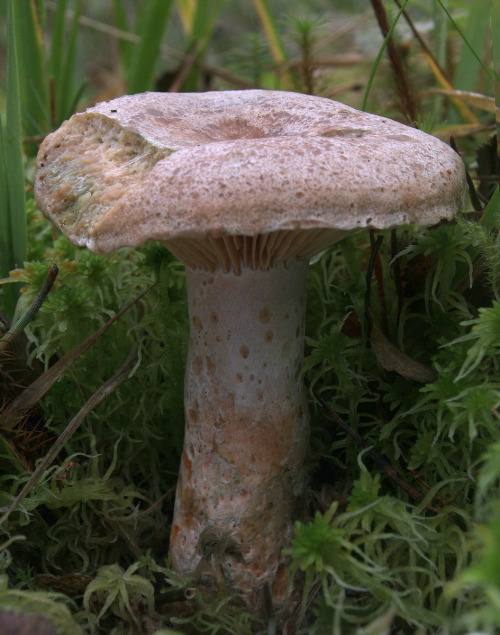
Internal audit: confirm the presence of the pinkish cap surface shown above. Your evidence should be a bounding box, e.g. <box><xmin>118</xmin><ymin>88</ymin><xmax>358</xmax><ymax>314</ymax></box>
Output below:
<box><xmin>0</xmin><ymin>611</ymin><xmax>57</xmax><ymax>635</ymax></box>
<box><xmin>34</xmin><ymin>90</ymin><xmax>467</xmax><ymax>268</ymax></box>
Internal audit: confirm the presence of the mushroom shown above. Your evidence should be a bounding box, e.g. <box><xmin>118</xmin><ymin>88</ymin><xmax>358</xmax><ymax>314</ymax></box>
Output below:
<box><xmin>34</xmin><ymin>90</ymin><xmax>467</xmax><ymax>607</ymax></box>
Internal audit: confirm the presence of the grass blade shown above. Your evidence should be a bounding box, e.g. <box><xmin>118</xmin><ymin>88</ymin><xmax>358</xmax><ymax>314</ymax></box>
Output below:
<box><xmin>48</xmin><ymin>0</ymin><xmax>83</xmax><ymax>126</ymax></box>
<box><xmin>362</xmin><ymin>0</ymin><xmax>408</xmax><ymax>111</ymax></box>
<box><xmin>394</xmin><ymin>0</ymin><xmax>477</xmax><ymax>122</ymax></box>
<box><xmin>0</xmin><ymin>264</ymin><xmax>58</xmax><ymax>354</ymax></box>
<box><xmin>0</xmin><ymin>115</ymin><xmax>11</xmax><ymax>283</ymax></box>
<box><xmin>421</xmin><ymin>53</ymin><xmax>478</xmax><ymax>123</ymax></box>
<box><xmin>252</xmin><ymin>0</ymin><xmax>295</xmax><ymax>90</ymax></box>
<box><xmin>58</xmin><ymin>0</ymin><xmax>82</xmax><ymax>123</ymax></box>
<box><xmin>492</xmin><ymin>0</ymin><xmax>500</xmax><ymax>147</ymax></box>
<box><xmin>176</xmin><ymin>0</ymin><xmax>223</xmax><ymax>92</ymax></box>
<box><xmin>454</xmin><ymin>0</ymin><xmax>491</xmax><ymax>92</ymax></box>
<box><xmin>128</xmin><ymin>0</ymin><xmax>175</xmax><ymax>93</ymax></box>
<box><xmin>48</xmin><ymin>0</ymin><xmax>67</xmax><ymax>123</ymax></box>
<box><xmin>5</xmin><ymin>0</ymin><xmax>27</xmax><ymax>275</ymax></box>
<box><xmin>435</xmin><ymin>0</ymin><xmax>493</xmax><ymax>83</ymax></box>
<box><xmin>175</xmin><ymin>0</ymin><xmax>196</xmax><ymax>32</ymax></box>
<box><xmin>430</xmin><ymin>0</ymin><xmax>448</xmax><ymax>121</ymax></box>
<box><xmin>14</xmin><ymin>0</ymin><xmax>48</xmax><ymax>140</ymax></box>
<box><xmin>189</xmin><ymin>0</ymin><xmax>223</xmax><ymax>52</ymax></box>
<box><xmin>371</xmin><ymin>0</ymin><xmax>417</xmax><ymax>120</ymax></box>
<box><xmin>493</xmin><ymin>0</ymin><xmax>500</xmax><ymax>82</ymax></box>
<box><xmin>112</xmin><ymin>0</ymin><xmax>134</xmax><ymax>71</ymax></box>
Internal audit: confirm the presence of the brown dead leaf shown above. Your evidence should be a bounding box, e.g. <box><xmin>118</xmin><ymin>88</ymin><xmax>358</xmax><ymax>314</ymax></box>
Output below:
<box><xmin>34</xmin><ymin>573</ymin><xmax>93</xmax><ymax>596</ymax></box>
<box><xmin>425</xmin><ymin>88</ymin><xmax>498</xmax><ymax>121</ymax></box>
<box><xmin>432</xmin><ymin>122</ymin><xmax>497</xmax><ymax>140</ymax></box>
<box><xmin>371</xmin><ymin>323</ymin><xmax>437</xmax><ymax>383</ymax></box>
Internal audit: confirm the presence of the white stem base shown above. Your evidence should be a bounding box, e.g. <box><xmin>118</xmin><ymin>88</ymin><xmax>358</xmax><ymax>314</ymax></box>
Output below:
<box><xmin>170</xmin><ymin>259</ymin><xmax>310</xmax><ymax>605</ymax></box>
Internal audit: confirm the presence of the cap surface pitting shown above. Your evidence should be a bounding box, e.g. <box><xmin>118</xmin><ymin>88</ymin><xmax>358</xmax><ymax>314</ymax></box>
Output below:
<box><xmin>35</xmin><ymin>90</ymin><xmax>467</xmax><ymax>267</ymax></box>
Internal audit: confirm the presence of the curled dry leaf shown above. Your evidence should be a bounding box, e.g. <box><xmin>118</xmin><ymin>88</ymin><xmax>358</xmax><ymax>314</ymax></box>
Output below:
<box><xmin>371</xmin><ymin>323</ymin><xmax>437</xmax><ymax>383</ymax></box>
<box><xmin>425</xmin><ymin>89</ymin><xmax>499</xmax><ymax>122</ymax></box>
<box><xmin>34</xmin><ymin>573</ymin><xmax>93</xmax><ymax>596</ymax></box>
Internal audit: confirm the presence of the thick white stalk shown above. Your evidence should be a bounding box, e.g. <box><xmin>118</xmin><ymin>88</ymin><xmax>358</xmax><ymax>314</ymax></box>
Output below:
<box><xmin>170</xmin><ymin>258</ymin><xmax>310</xmax><ymax>603</ymax></box>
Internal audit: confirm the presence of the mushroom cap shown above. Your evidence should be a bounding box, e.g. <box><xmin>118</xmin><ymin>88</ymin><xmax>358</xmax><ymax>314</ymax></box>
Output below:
<box><xmin>35</xmin><ymin>90</ymin><xmax>467</xmax><ymax>269</ymax></box>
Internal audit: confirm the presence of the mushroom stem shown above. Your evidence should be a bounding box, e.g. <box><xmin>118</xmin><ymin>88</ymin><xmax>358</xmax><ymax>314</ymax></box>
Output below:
<box><xmin>170</xmin><ymin>258</ymin><xmax>310</xmax><ymax>604</ymax></box>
